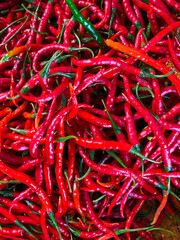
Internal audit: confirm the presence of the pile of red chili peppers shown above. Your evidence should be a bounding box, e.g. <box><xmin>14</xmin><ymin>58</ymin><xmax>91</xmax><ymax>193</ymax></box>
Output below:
<box><xmin>0</xmin><ymin>0</ymin><xmax>180</xmax><ymax>239</ymax></box>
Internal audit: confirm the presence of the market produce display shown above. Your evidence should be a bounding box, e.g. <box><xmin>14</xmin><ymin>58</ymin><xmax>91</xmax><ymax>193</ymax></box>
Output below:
<box><xmin>0</xmin><ymin>0</ymin><xmax>180</xmax><ymax>239</ymax></box>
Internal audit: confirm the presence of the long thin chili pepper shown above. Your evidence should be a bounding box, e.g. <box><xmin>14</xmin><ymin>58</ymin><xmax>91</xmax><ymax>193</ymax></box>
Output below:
<box><xmin>55</xmin><ymin>117</ymin><xmax>68</xmax><ymax>217</ymax></box>
<box><xmin>36</xmin><ymin>0</ymin><xmax>53</xmax><ymax>44</ymax></box>
<box><xmin>125</xmin><ymin>199</ymin><xmax>145</xmax><ymax>240</ymax></box>
<box><xmin>76</xmin><ymin>137</ymin><xmax>161</xmax><ymax>163</ymax></box>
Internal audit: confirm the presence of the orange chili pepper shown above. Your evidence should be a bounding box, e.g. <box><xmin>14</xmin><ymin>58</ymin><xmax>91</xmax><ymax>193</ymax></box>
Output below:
<box><xmin>106</xmin><ymin>39</ymin><xmax>180</xmax><ymax>95</ymax></box>
<box><xmin>152</xmin><ymin>193</ymin><xmax>168</xmax><ymax>225</ymax></box>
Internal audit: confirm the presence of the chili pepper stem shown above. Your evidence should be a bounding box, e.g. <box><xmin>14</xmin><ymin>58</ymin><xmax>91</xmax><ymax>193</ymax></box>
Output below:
<box><xmin>48</xmin><ymin>211</ymin><xmax>62</xmax><ymax>240</ymax></box>
<box><xmin>15</xmin><ymin>219</ymin><xmax>38</xmax><ymax>240</ymax></box>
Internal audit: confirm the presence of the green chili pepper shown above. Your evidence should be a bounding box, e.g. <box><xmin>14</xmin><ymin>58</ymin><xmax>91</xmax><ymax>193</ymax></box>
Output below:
<box><xmin>65</xmin><ymin>0</ymin><xmax>107</xmax><ymax>53</ymax></box>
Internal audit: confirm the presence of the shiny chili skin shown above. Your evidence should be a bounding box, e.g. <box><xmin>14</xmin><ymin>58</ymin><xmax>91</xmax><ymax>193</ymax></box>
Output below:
<box><xmin>55</xmin><ymin>117</ymin><xmax>68</xmax><ymax>216</ymax></box>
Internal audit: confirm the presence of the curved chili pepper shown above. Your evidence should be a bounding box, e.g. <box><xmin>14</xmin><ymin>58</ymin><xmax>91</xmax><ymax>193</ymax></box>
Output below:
<box><xmin>17</xmin><ymin>76</ymin><xmax>69</xmax><ymax>103</ymax></box>
<box><xmin>149</xmin><ymin>3</ymin><xmax>175</xmax><ymax>26</ymax></box>
<box><xmin>122</xmin><ymin>0</ymin><xmax>142</xmax><ymax>30</ymax></box>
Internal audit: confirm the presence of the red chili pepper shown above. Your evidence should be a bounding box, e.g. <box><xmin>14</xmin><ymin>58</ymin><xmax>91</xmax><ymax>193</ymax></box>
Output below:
<box><xmin>0</xmin><ymin>107</ymin><xmax>12</xmax><ymax>117</ymax></box>
<box><xmin>0</xmin><ymin>101</ymin><xmax>28</xmax><ymax>150</ymax></box>
<box><xmin>147</xmin><ymin>9</ymin><xmax>160</xmax><ymax>36</ymax></box>
<box><xmin>17</xmin><ymin>76</ymin><xmax>69</xmax><ymax>103</ymax></box>
<box><xmin>122</xmin><ymin>0</ymin><xmax>142</xmax><ymax>30</ymax></box>
<box><xmin>125</xmin><ymin>103</ymin><xmax>140</xmax><ymax>146</ymax></box>
<box><xmin>168</xmin><ymin>36</ymin><xmax>180</xmax><ymax>72</ymax></box>
<box><xmin>149</xmin><ymin>0</ymin><xmax>170</xmax><ymax>14</ymax></box>
<box><xmin>68</xmin><ymin>83</ymin><xmax>79</xmax><ymax>120</ymax></box>
<box><xmin>36</xmin><ymin>0</ymin><xmax>53</xmax><ymax>44</ymax></box>
<box><xmin>84</xmin><ymin>172</ymin><xmax>116</xmax><ymax>197</ymax></box>
<box><xmin>44</xmin><ymin>160</ymin><xmax>53</xmax><ymax>197</ymax></box>
<box><xmin>122</xmin><ymin>75</ymin><xmax>173</xmax><ymax>172</ymax></box>
<box><xmin>0</xmin><ymin>227</ymin><xmax>22</xmax><ymax>237</ymax></box>
<box><xmin>163</xmin><ymin>0</ymin><xmax>180</xmax><ymax>12</ymax></box>
<box><xmin>94</xmin><ymin>0</ymin><xmax>112</xmax><ymax>29</ymax></box>
<box><xmin>149</xmin><ymin>3</ymin><xmax>175</xmax><ymax>25</ymax></box>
